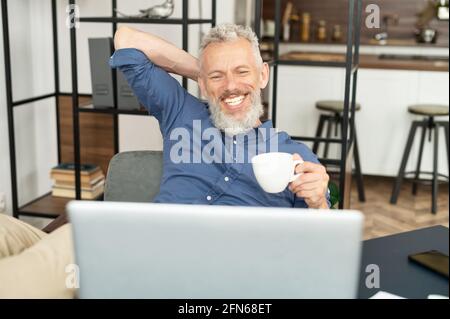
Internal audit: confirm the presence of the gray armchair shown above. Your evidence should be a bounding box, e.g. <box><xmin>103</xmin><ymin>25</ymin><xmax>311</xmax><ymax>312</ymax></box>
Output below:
<box><xmin>43</xmin><ymin>151</ymin><xmax>163</xmax><ymax>233</ymax></box>
<box><xmin>104</xmin><ymin>151</ymin><xmax>163</xmax><ymax>202</ymax></box>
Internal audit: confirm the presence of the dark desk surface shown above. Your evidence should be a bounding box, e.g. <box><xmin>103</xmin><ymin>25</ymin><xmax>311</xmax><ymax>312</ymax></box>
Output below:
<box><xmin>358</xmin><ymin>226</ymin><xmax>449</xmax><ymax>299</ymax></box>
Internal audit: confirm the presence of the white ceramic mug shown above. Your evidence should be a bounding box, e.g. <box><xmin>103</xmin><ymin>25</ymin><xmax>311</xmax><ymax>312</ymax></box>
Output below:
<box><xmin>251</xmin><ymin>152</ymin><xmax>303</xmax><ymax>193</ymax></box>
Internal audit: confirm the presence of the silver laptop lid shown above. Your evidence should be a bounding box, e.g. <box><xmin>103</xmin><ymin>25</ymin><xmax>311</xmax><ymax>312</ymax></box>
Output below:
<box><xmin>68</xmin><ymin>201</ymin><xmax>364</xmax><ymax>299</ymax></box>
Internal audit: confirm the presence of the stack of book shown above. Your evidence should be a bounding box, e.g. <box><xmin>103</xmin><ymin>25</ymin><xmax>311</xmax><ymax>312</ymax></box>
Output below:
<box><xmin>50</xmin><ymin>163</ymin><xmax>105</xmax><ymax>199</ymax></box>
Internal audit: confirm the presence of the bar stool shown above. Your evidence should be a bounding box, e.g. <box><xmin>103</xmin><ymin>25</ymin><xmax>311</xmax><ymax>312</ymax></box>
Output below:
<box><xmin>313</xmin><ymin>100</ymin><xmax>365</xmax><ymax>202</ymax></box>
<box><xmin>390</xmin><ymin>104</ymin><xmax>449</xmax><ymax>214</ymax></box>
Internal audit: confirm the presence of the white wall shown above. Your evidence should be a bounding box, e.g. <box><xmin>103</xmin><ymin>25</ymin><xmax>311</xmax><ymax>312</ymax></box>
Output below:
<box><xmin>0</xmin><ymin>0</ymin><xmax>235</xmax><ymax>216</ymax></box>
<box><xmin>1</xmin><ymin>0</ymin><xmax>58</xmax><ymax>216</ymax></box>
<box><xmin>279</xmin><ymin>42</ymin><xmax>450</xmax><ymax>57</ymax></box>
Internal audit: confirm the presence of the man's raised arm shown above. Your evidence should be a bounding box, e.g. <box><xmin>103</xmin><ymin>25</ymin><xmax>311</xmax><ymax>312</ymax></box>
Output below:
<box><xmin>114</xmin><ymin>26</ymin><xmax>199</xmax><ymax>82</ymax></box>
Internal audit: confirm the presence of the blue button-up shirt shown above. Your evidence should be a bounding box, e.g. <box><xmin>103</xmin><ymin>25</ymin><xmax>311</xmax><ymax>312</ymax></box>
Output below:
<box><xmin>110</xmin><ymin>48</ymin><xmax>329</xmax><ymax>208</ymax></box>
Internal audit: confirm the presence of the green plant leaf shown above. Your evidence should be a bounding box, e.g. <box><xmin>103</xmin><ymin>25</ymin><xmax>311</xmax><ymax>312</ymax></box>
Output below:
<box><xmin>328</xmin><ymin>181</ymin><xmax>340</xmax><ymax>209</ymax></box>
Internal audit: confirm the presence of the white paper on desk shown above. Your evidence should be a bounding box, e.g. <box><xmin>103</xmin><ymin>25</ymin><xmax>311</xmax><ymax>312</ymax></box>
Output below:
<box><xmin>428</xmin><ymin>294</ymin><xmax>449</xmax><ymax>299</ymax></box>
<box><xmin>370</xmin><ymin>291</ymin><xmax>406</xmax><ymax>299</ymax></box>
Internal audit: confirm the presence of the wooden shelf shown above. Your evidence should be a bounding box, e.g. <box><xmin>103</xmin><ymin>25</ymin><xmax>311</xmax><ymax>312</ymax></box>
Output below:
<box><xmin>19</xmin><ymin>193</ymin><xmax>71</xmax><ymax>218</ymax></box>
<box><xmin>79</xmin><ymin>17</ymin><xmax>214</xmax><ymax>25</ymax></box>
<box><xmin>18</xmin><ymin>191</ymin><xmax>103</xmax><ymax>219</ymax></box>
<box><xmin>78</xmin><ymin>103</ymin><xmax>149</xmax><ymax>116</ymax></box>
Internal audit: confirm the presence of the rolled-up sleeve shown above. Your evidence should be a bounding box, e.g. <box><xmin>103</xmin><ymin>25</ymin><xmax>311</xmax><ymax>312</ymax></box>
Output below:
<box><xmin>109</xmin><ymin>48</ymin><xmax>186</xmax><ymax>136</ymax></box>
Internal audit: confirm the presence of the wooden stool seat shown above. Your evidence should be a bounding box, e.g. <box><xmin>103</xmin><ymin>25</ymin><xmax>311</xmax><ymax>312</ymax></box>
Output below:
<box><xmin>408</xmin><ymin>104</ymin><xmax>449</xmax><ymax>116</ymax></box>
<box><xmin>316</xmin><ymin>100</ymin><xmax>361</xmax><ymax>113</ymax></box>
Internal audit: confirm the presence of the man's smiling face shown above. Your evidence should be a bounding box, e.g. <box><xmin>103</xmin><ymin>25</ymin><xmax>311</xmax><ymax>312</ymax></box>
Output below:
<box><xmin>199</xmin><ymin>38</ymin><xmax>269</xmax><ymax>135</ymax></box>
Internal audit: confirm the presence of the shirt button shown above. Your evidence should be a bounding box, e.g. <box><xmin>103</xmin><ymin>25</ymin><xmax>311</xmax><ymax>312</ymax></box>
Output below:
<box><xmin>206</xmin><ymin>196</ymin><xmax>212</xmax><ymax>201</ymax></box>
<box><xmin>224</xmin><ymin>177</ymin><xmax>229</xmax><ymax>182</ymax></box>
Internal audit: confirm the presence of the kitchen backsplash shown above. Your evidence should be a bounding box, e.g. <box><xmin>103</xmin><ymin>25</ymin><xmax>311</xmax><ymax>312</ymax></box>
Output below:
<box><xmin>262</xmin><ymin>0</ymin><xmax>449</xmax><ymax>47</ymax></box>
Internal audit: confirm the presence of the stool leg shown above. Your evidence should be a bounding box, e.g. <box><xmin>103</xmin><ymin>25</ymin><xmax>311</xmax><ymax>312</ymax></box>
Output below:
<box><xmin>334</xmin><ymin>113</ymin><xmax>340</xmax><ymax>137</ymax></box>
<box><xmin>444</xmin><ymin>122</ymin><xmax>449</xmax><ymax>176</ymax></box>
<box><xmin>432</xmin><ymin>124</ymin><xmax>439</xmax><ymax>214</ymax></box>
<box><xmin>336</xmin><ymin>119</ymin><xmax>341</xmax><ymax>158</ymax></box>
<box><xmin>336</xmin><ymin>118</ymin><xmax>341</xmax><ymax>139</ymax></box>
<box><xmin>390</xmin><ymin>121</ymin><xmax>420</xmax><ymax>204</ymax></box>
<box><xmin>412</xmin><ymin>121</ymin><xmax>427</xmax><ymax>195</ymax></box>
<box><xmin>353</xmin><ymin>132</ymin><xmax>366</xmax><ymax>202</ymax></box>
<box><xmin>323</xmin><ymin>117</ymin><xmax>333</xmax><ymax>158</ymax></box>
<box><xmin>313</xmin><ymin>114</ymin><xmax>327</xmax><ymax>155</ymax></box>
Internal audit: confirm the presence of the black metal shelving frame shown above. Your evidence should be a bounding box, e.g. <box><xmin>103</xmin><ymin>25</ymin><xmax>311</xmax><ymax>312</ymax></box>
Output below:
<box><xmin>2</xmin><ymin>0</ymin><xmax>217</xmax><ymax>219</ymax></box>
<box><xmin>3</xmin><ymin>0</ymin><xmax>360</xmax><ymax>217</ymax></box>
<box><xmin>255</xmin><ymin>0</ymin><xmax>362</xmax><ymax>209</ymax></box>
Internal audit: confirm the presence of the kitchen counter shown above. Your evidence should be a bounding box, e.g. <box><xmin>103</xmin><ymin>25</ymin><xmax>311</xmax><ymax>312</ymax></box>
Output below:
<box><xmin>270</xmin><ymin>39</ymin><xmax>449</xmax><ymax>48</ymax></box>
<box><xmin>279</xmin><ymin>51</ymin><xmax>449</xmax><ymax>72</ymax></box>
<box><xmin>364</xmin><ymin>38</ymin><xmax>448</xmax><ymax>48</ymax></box>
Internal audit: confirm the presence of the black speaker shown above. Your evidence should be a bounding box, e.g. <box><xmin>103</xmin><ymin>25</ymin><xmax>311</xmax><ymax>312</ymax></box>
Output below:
<box><xmin>88</xmin><ymin>37</ymin><xmax>140</xmax><ymax>110</ymax></box>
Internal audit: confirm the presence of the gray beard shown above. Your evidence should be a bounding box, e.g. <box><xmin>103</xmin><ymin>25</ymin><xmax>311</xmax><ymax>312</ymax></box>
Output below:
<box><xmin>208</xmin><ymin>90</ymin><xmax>264</xmax><ymax>136</ymax></box>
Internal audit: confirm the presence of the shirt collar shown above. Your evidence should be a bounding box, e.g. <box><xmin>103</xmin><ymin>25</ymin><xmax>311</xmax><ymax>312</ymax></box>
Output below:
<box><xmin>217</xmin><ymin>120</ymin><xmax>278</xmax><ymax>142</ymax></box>
<box><xmin>256</xmin><ymin>120</ymin><xmax>278</xmax><ymax>142</ymax></box>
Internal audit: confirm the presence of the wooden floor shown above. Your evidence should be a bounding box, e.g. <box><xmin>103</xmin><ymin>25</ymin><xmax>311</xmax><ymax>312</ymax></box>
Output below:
<box><xmin>349</xmin><ymin>176</ymin><xmax>449</xmax><ymax>240</ymax></box>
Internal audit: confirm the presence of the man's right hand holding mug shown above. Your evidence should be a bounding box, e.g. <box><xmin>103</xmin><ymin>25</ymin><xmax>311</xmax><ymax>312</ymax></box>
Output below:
<box><xmin>288</xmin><ymin>153</ymin><xmax>330</xmax><ymax>209</ymax></box>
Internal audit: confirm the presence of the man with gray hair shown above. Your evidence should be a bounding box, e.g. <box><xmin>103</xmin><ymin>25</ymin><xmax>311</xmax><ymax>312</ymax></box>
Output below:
<box><xmin>111</xmin><ymin>24</ymin><xmax>330</xmax><ymax>208</ymax></box>
<box><xmin>0</xmin><ymin>24</ymin><xmax>330</xmax><ymax>298</ymax></box>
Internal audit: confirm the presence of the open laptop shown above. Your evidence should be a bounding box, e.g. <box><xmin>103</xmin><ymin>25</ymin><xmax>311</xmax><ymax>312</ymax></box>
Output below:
<box><xmin>68</xmin><ymin>201</ymin><xmax>364</xmax><ymax>299</ymax></box>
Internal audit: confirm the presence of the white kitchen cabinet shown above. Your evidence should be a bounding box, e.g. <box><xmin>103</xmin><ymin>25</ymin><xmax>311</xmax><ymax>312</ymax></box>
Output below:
<box><xmin>271</xmin><ymin>66</ymin><xmax>449</xmax><ymax>177</ymax></box>
<box><xmin>272</xmin><ymin>65</ymin><xmax>345</xmax><ymax>139</ymax></box>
